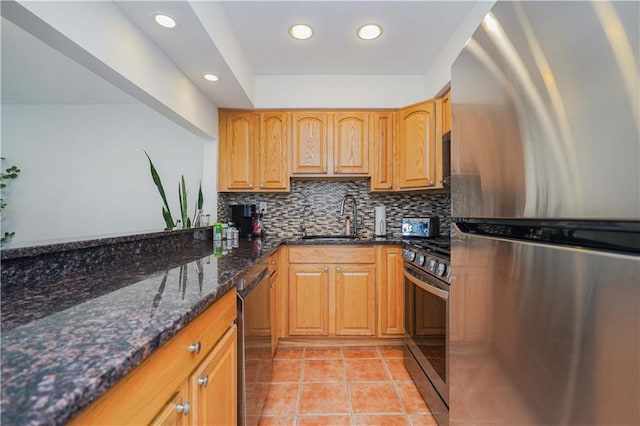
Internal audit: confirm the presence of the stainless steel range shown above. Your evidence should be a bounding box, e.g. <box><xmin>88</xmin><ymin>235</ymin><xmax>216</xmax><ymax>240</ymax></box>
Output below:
<box><xmin>403</xmin><ymin>237</ymin><xmax>450</xmax><ymax>426</ymax></box>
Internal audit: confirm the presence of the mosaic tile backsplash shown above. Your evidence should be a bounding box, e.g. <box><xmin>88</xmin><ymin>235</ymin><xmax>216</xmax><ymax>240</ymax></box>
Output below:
<box><xmin>218</xmin><ymin>180</ymin><xmax>451</xmax><ymax>238</ymax></box>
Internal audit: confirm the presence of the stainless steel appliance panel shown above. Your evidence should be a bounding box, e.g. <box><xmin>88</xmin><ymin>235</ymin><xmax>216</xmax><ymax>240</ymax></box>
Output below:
<box><xmin>451</xmin><ymin>1</ymin><xmax>639</xmax><ymax>220</ymax></box>
<box><xmin>450</xmin><ymin>226</ymin><xmax>640</xmax><ymax>425</ymax></box>
<box><xmin>237</xmin><ymin>259</ymin><xmax>272</xmax><ymax>426</ymax></box>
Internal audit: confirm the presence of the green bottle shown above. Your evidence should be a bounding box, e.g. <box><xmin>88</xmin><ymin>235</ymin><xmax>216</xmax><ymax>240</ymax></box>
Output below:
<box><xmin>213</xmin><ymin>221</ymin><xmax>223</xmax><ymax>241</ymax></box>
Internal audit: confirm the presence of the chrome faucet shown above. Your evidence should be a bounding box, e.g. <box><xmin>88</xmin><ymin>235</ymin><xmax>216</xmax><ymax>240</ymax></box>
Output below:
<box><xmin>339</xmin><ymin>194</ymin><xmax>359</xmax><ymax>237</ymax></box>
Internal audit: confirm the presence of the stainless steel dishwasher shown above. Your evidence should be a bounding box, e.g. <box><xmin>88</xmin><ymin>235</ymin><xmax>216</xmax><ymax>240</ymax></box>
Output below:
<box><xmin>236</xmin><ymin>256</ymin><xmax>272</xmax><ymax>426</ymax></box>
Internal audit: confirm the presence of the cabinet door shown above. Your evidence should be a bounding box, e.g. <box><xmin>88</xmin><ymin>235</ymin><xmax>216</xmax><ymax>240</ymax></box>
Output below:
<box><xmin>335</xmin><ymin>264</ymin><xmax>376</xmax><ymax>336</ymax></box>
<box><xmin>396</xmin><ymin>100</ymin><xmax>440</xmax><ymax>190</ymax></box>
<box><xmin>225</xmin><ymin>111</ymin><xmax>257</xmax><ymax>190</ymax></box>
<box><xmin>370</xmin><ymin>112</ymin><xmax>394</xmax><ymax>191</ymax></box>
<box><xmin>333</xmin><ymin>112</ymin><xmax>369</xmax><ymax>174</ymax></box>
<box><xmin>292</xmin><ymin>112</ymin><xmax>329</xmax><ymax>174</ymax></box>
<box><xmin>151</xmin><ymin>383</ymin><xmax>189</xmax><ymax>426</ymax></box>
<box><xmin>442</xmin><ymin>90</ymin><xmax>451</xmax><ymax>134</ymax></box>
<box><xmin>190</xmin><ymin>326</ymin><xmax>237</xmax><ymax>426</ymax></box>
<box><xmin>377</xmin><ymin>246</ymin><xmax>404</xmax><ymax>336</ymax></box>
<box><xmin>288</xmin><ymin>264</ymin><xmax>329</xmax><ymax>335</ymax></box>
<box><xmin>259</xmin><ymin>111</ymin><xmax>290</xmax><ymax>191</ymax></box>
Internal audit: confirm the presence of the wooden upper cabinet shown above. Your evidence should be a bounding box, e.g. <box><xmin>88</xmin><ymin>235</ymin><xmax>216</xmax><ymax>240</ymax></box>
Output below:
<box><xmin>442</xmin><ymin>90</ymin><xmax>451</xmax><ymax>134</ymax></box>
<box><xmin>258</xmin><ymin>111</ymin><xmax>290</xmax><ymax>191</ymax></box>
<box><xmin>396</xmin><ymin>100</ymin><xmax>442</xmax><ymax>190</ymax></box>
<box><xmin>221</xmin><ymin>111</ymin><xmax>256</xmax><ymax>190</ymax></box>
<box><xmin>218</xmin><ymin>110</ymin><xmax>290</xmax><ymax>192</ymax></box>
<box><xmin>292</xmin><ymin>112</ymin><xmax>329</xmax><ymax>174</ymax></box>
<box><xmin>370</xmin><ymin>112</ymin><xmax>394</xmax><ymax>191</ymax></box>
<box><xmin>333</xmin><ymin>112</ymin><xmax>369</xmax><ymax>175</ymax></box>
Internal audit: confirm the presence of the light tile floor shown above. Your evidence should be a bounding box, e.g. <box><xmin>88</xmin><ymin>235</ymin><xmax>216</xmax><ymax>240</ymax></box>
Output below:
<box><xmin>249</xmin><ymin>345</ymin><xmax>438</xmax><ymax>426</ymax></box>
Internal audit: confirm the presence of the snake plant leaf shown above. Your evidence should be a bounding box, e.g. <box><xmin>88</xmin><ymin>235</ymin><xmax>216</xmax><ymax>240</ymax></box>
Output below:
<box><xmin>180</xmin><ymin>175</ymin><xmax>189</xmax><ymax>228</ymax></box>
<box><xmin>145</xmin><ymin>151</ymin><xmax>175</xmax><ymax>229</ymax></box>
<box><xmin>162</xmin><ymin>208</ymin><xmax>174</xmax><ymax>230</ymax></box>
<box><xmin>193</xmin><ymin>182</ymin><xmax>203</xmax><ymax>224</ymax></box>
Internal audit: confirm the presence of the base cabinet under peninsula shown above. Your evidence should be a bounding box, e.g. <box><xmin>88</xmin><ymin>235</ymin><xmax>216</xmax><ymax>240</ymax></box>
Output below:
<box><xmin>69</xmin><ymin>290</ymin><xmax>237</xmax><ymax>426</ymax></box>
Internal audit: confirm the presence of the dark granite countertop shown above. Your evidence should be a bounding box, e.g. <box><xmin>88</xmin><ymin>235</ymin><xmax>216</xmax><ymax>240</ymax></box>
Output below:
<box><xmin>0</xmin><ymin>234</ymin><xmax>402</xmax><ymax>426</ymax></box>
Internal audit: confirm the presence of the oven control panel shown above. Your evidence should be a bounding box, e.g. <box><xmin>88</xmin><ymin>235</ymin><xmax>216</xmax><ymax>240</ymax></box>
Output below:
<box><xmin>403</xmin><ymin>248</ymin><xmax>450</xmax><ymax>284</ymax></box>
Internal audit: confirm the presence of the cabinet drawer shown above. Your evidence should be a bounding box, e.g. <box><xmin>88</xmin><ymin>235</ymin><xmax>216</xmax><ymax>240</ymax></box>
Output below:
<box><xmin>69</xmin><ymin>289</ymin><xmax>236</xmax><ymax>425</ymax></box>
<box><xmin>289</xmin><ymin>246</ymin><xmax>375</xmax><ymax>264</ymax></box>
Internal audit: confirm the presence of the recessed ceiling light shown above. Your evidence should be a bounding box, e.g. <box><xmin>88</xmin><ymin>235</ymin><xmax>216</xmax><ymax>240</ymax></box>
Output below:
<box><xmin>154</xmin><ymin>13</ymin><xmax>177</xmax><ymax>29</ymax></box>
<box><xmin>204</xmin><ymin>74</ymin><xmax>219</xmax><ymax>82</ymax></box>
<box><xmin>289</xmin><ymin>24</ymin><xmax>313</xmax><ymax>40</ymax></box>
<box><xmin>357</xmin><ymin>24</ymin><xmax>382</xmax><ymax>40</ymax></box>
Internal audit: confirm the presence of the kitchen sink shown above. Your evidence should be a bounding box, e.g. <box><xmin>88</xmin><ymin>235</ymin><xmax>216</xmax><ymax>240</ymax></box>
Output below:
<box><xmin>300</xmin><ymin>235</ymin><xmax>358</xmax><ymax>240</ymax></box>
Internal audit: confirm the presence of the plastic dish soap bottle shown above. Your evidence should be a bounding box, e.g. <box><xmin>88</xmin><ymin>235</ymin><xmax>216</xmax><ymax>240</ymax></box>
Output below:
<box><xmin>213</xmin><ymin>221</ymin><xmax>223</xmax><ymax>241</ymax></box>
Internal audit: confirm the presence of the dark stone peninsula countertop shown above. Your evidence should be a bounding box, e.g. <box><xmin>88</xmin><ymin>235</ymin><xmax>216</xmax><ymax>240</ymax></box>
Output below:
<box><xmin>0</xmin><ymin>230</ymin><xmax>402</xmax><ymax>426</ymax></box>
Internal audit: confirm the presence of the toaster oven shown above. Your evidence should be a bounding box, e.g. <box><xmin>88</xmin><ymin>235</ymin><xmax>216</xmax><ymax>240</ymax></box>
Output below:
<box><xmin>401</xmin><ymin>217</ymin><xmax>440</xmax><ymax>237</ymax></box>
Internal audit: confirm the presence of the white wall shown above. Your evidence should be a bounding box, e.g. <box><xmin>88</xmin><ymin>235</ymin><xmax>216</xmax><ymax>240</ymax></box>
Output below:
<box><xmin>4</xmin><ymin>1</ymin><xmax>219</xmax><ymax>139</ymax></box>
<box><xmin>423</xmin><ymin>1</ymin><xmax>496</xmax><ymax>98</ymax></box>
<box><xmin>1</xmin><ymin>104</ymin><xmax>216</xmax><ymax>247</ymax></box>
<box><xmin>254</xmin><ymin>75</ymin><xmax>425</xmax><ymax>109</ymax></box>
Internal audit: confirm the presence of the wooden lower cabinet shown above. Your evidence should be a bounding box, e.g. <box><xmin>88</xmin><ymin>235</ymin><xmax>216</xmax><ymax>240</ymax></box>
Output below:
<box><xmin>68</xmin><ymin>290</ymin><xmax>237</xmax><ymax>426</ymax></box>
<box><xmin>335</xmin><ymin>265</ymin><xmax>376</xmax><ymax>336</ymax></box>
<box><xmin>287</xmin><ymin>246</ymin><xmax>377</xmax><ymax>337</ymax></box>
<box><xmin>377</xmin><ymin>246</ymin><xmax>404</xmax><ymax>336</ymax></box>
<box><xmin>189</xmin><ymin>327</ymin><xmax>237</xmax><ymax>426</ymax></box>
<box><xmin>151</xmin><ymin>384</ymin><xmax>189</xmax><ymax>426</ymax></box>
<box><xmin>288</xmin><ymin>264</ymin><xmax>330</xmax><ymax>336</ymax></box>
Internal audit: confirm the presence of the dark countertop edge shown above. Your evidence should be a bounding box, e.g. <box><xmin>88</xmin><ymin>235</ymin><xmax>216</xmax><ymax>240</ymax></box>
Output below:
<box><xmin>0</xmin><ymin>227</ymin><xmax>214</xmax><ymax>260</ymax></box>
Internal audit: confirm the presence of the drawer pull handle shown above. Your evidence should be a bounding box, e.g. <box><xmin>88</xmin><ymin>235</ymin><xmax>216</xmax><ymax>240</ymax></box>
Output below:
<box><xmin>176</xmin><ymin>402</ymin><xmax>191</xmax><ymax>415</ymax></box>
<box><xmin>188</xmin><ymin>342</ymin><xmax>201</xmax><ymax>354</ymax></box>
<box><xmin>197</xmin><ymin>376</ymin><xmax>209</xmax><ymax>387</ymax></box>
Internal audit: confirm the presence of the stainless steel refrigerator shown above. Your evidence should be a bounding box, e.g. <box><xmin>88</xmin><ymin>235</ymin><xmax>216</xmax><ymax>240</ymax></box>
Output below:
<box><xmin>450</xmin><ymin>1</ymin><xmax>639</xmax><ymax>425</ymax></box>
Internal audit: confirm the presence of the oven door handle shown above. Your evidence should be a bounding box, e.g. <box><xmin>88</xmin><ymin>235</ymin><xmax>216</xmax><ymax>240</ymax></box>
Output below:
<box><xmin>403</xmin><ymin>268</ymin><xmax>449</xmax><ymax>301</ymax></box>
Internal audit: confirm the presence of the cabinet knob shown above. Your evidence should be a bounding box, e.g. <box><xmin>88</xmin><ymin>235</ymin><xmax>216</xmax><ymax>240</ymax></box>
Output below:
<box><xmin>188</xmin><ymin>342</ymin><xmax>201</xmax><ymax>354</ymax></box>
<box><xmin>388</xmin><ymin>183</ymin><xmax>392</xmax><ymax>189</ymax></box>
<box><xmin>429</xmin><ymin>180</ymin><xmax>434</xmax><ymax>186</ymax></box>
<box><xmin>176</xmin><ymin>401</ymin><xmax>191</xmax><ymax>415</ymax></box>
<box><xmin>260</xmin><ymin>183</ymin><xmax>265</xmax><ymax>188</ymax></box>
<box><xmin>336</xmin><ymin>267</ymin><xmax>341</xmax><ymax>272</ymax></box>
<box><xmin>271</xmin><ymin>261</ymin><xmax>277</xmax><ymax>265</ymax></box>
<box><xmin>323</xmin><ymin>267</ymin><xmax>329</xmax><ymax>272</ymax></box>
<box><xmin>322</xmin><ymin>168</ymin><xmax>327</xmax><ymax>173</ymax></box>
<box><xmin>197</xmin><ymin>376</ymin><xmax>209</xmax><ymax>387</ymax></box>
<box><xmin>248</xmin><ymin>184</ymin><xmax>254</xmax><ymax>188</ymax></box>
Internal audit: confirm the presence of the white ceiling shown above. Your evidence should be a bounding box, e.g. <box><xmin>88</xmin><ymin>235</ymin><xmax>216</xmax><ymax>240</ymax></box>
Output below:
<box><xmin>218</xmin><ymin>1</ymin><xmax>477</xmax><ymax>75</ymax></box>
<box><xmin>116</xmin><ymin>0</ymin><xmax>480</xmax><ymax>107</ymax></box>
<box><xmin>2</xmin><ymin>1</ymin><xmax>483</xmax><ymax>108</ymax></box>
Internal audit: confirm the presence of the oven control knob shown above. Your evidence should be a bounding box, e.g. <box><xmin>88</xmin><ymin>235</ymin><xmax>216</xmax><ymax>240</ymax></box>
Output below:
<box><xmin>416</xmin><ymin>255</ymin><xmax>425</xmax><ymax>266</ymax></box>
<box><xmin>407</xmin><ymin>251</ymin><xmax>416</xmax><ymax>262</ymax></box>
<box><xmin>427</xmin><ymin>259</ymin><xmax>436</xmax><ymax>272</ymax></box>
<box><xmin>436</xmin><ymin>263</ymin><xmax>447</xmax><ymax>277</ymax></box>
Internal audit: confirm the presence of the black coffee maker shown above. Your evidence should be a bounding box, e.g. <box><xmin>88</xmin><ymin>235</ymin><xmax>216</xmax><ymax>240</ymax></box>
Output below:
<box><xmin>230</xmin><ymin>204</ymin><xmax>256</xmax><ymax>237</ymax></box>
